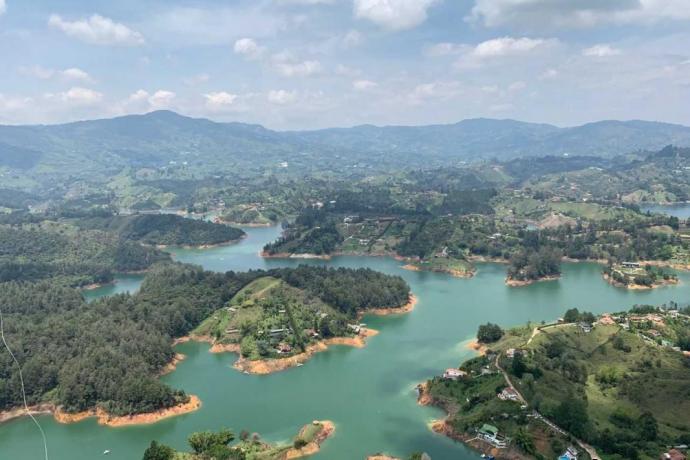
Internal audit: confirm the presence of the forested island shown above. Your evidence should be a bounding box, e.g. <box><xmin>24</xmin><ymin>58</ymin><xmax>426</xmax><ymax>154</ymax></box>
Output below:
<box><xmin>603</xmin><ymin>263</ymin><xmax>678</xmax><ymax>289</ymax></box>
<box><xmin>419</xmin><ymin>306</ymin><xmax>690</xmax><ymax>460</ymax></box>
<box><xmin>0</xmin><ymin>264</ymin><xmax>410</xmax><ymax>423</ymax></box>
<box><xmin>189</xmin><ymin>266</ymin><xmax>412</xmax><ymax>374</ymax></box>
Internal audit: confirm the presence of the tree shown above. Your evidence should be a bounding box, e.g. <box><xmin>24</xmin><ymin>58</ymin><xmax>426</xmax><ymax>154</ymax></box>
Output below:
<box><xmin>637</xmin><ymin>411</ymin><xmax>658</xmax><ymax>441</ymax></box>
<box><xmin>188</xmin><ymin>429</ymin><xmax>235</xmax><ymax>454</ymax></box>
<box><xmin>477</xmin><ymin>323</ymin><xmax>504</xmax><ymax>343</ymax></box>
<box><xmin>511</xmin><ymin>352</ymin><xmax>527</xmax><ymax>378</ymax></box>
<box><xmin>553</xmin><ymin>397</ymin><xmax>591</xmax><ymax>439</ymax></box>
<box><xmin>142</xmin><ymin>441</ymin><xmax>174</xmax><ymax>460</ymax></box>
<box><xmin>514</xmin><ymin>428</ymin><xmax>536</xmax><ymax>455</ymax></box>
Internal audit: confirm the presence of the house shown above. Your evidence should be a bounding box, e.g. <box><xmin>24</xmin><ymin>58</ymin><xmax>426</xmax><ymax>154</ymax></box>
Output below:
<box><xmin>347</xmin><ymin>323</ymin><xmax>362</xmax><ymax>334</ymax></box>
<box><xmin>443</xmin><ymin>368</ymin><xmax>467</xmax><ymax>380</ymax></box>
<box><xmin>578</xmin><ymin>322</ymin><xmax>592</xmax><ymax>333</ymax></box>
<box><xmin>559</xmin><ymin>446</ymin><xmax>578</xmax><ymax>460</ymax></box>
<box><xmin>477</xmin><ymin>424</ymin><xmax>509</xmax><ymax>448</ymax></box>
<box><xmin>660</xmin><ymin>449</ymin><xmax>686</xmax><ymax>460</ymax></box>
<box><xmin>622</xmin><ymin>261</ymin><xmax>641</xmax><ymax>268</ymax></box>
<box><xmin>506</xmin><ymin>348</ymin><xmax>516</xmax><ymax>358</ymax></box>
<box><xmin>498</xmin><ymin>387</ymin><xmax>520</xmax><ymax>402</ymax></box>
<box><xmin>647</xmin><ymin>329</ymin><xmax>661</xmax><ymax>338</ymax></box>
<box><xmin>276</xmin><ymin>342</ymin><xmax>292</xmax><ymax>354</ymax></box>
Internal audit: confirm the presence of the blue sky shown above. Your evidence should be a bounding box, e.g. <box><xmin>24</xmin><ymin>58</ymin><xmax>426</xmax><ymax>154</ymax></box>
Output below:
<box><xmin>1</xmin><ymin>0</ymin><xmax>689</xmax><ymax>128</ymax></box>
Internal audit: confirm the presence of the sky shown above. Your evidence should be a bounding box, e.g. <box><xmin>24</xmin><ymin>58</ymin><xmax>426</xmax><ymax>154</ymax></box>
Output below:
<box><xmin>1</xmin><ymin>0</ymin><xmax>690</xmax><ymax>129</ymax></box>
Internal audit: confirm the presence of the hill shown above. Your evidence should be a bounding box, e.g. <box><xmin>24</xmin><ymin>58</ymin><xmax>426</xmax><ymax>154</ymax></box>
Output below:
<box><xmin>3</xmin><ymin>112</ymin><xmax>690</xmax><ymax>192</ymax></box>
<box><xmin>421</xmin><ymin>308</ymin><xmax>690</xmax><ymax>460</ymax></box>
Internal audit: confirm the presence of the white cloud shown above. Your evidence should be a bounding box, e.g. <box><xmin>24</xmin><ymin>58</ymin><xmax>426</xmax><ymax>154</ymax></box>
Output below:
<box><xmin>468</xmin><ymin>0</ymin><xmax>690</xmax><ymax>29</ymax></box>
<box><xmin>127</xmin><ymin>89</ymin><xmax>150</xmax><ymax>104</ymax></box>
<box><xmin>61</xmin><ymin>68</ymin><xmax>93</xmax><ymax>83</ymax></box>
<box><xmin>48</xmin><ymin>14</ymin><xmax>145</xmax><ymax>46</ymax></box>
<box><xmin>267</xmin><ymin>89</ymin><xmax>297</xmax><ymax>105</ymax></box>
<box><xmin>45</xmin><ymin>87</ymin><xmax>103</xmax><ymax>105</ymax></box>
<box><xmin>148</xmin><ymin>90</ymin><xmax>176</xmax><ymax>108</ymax></box>
<box><xmin>0</xmin><ymin>0</ymin><xmax>6</xmax><ymax>16</ymax></box>
<box><xmin>582</xmin><ymin>44</ymin><xmax>622</xmax><ymax>57</ymax></box>
<box><xmin>204</xmin><ymin>91</ymin><xmax>238</xmax><ymax>110</ymax></box>
<box><xmin>19</xmin><ymin>66</ymin><xmax>93</xmax><ymax>83</ymax></box>
<box><xmin>233</xmin><ymin>38</ymin><xmax>265</xmax><ymax>59</ymax></box>
<box><xmin>473</xmin><ymin>37</ymin><xmax>550</xmax><ymax>57</ymax></box>
<box><xmin>353</xmin><ymin>79</ymin><xmax>378</xmax><ymax>91</ymax></box>
<box><xmin>354</xmin><ymin>0</ymin><xmax>438</xmax><ymax>30</ymax></box>
<box><xmin>408</xmin><ymin>81</ymin><xmax>463</xmax><ymax>104</ymax></box>
<box><xmin>425</xmin><ymin>42</ymin><xmax>466</xmax><ymax>57</ymax></box>
<box><xmin>271</xmin><ymin>52</ymin><xmax>322</xmax><ymax>77</ymax></box>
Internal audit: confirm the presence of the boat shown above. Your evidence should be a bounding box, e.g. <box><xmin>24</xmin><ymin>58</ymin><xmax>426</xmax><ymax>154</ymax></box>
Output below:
<box><xmin>103</xmin><ymin>450</ymin><xmax>111</xmax><ymax>455</ymax></box>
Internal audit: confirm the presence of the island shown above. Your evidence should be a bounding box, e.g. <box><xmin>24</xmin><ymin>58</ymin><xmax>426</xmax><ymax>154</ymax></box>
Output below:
<box><xmin>142</xmin><ymin>420</ymin><xmax>334</xmax><ymax>460</ymax></box>
<box><xmin>603</xmin><ymin>262</ymin><xmax>678</xmax><ymax>289</ymax></box>
<box><xmin>188</xmin><ymin>266</ymin><xmax>413</xmax><ymax>374</ymax></box>
<box><xmin>0</xmin><ymin>264</ymin><xmax>411</xmax><ymax>425</ymax></box>
<box><xmin>505</xmin><ymin>247</ymin><xmax>561</xmax><ymax>287</ymax></box>
<box><xmin>419</xmin><ymin>306</ymin><xmax>690</xmax><ymax>460</ymax></box>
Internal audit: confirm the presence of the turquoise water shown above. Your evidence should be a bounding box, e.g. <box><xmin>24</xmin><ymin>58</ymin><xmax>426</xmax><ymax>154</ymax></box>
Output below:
<box><xmin>2</xmin><ymin>225</ymin><xmax>688</xmax><ymax>460</ymax></box>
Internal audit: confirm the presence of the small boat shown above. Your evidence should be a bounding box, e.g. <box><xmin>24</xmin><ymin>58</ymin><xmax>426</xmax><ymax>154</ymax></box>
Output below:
<box><xmin>103</xmin><ymin>450</ymin><xmax>111</xmax><ymax>455</ymax></box>
<box><xmin>296</xmin><ymin>363</ymin><xmax>303</xmax><ymax>367</ymax></box>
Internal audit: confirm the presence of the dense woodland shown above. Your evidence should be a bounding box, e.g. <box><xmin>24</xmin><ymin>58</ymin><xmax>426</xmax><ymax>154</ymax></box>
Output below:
<box><xmin>76</xmin><ymin>214</ymin><xmax>245</xmax><ymax>246</ymax></box>
<box><xmin>0</xmin><ymin>263</ymin><xmax>409</xmax><ymax>415</ymax></box>
<box><xmin>0</xmin><ymin>224</ymin><xmax>168</xmax><ymax>286</ymax></box>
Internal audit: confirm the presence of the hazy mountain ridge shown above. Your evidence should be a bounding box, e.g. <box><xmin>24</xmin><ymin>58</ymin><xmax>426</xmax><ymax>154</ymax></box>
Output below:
<box><xmin>2</xmin><ymin>111</ymin><xmax>690</xmax><ymax>177</ymax></box>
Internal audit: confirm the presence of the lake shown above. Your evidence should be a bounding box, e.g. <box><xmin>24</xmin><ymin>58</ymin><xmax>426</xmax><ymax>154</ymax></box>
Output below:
<box><xmin>2</xmin><ymin>225</ymin><xmax>688</xmax><ymax>460</ymax></box>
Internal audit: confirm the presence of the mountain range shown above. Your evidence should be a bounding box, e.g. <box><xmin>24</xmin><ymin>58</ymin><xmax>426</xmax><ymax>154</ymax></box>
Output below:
<box><xmin>2</xmin><ymin>110</ymin><xmax>690</xmax><ymax>181</ymax></box>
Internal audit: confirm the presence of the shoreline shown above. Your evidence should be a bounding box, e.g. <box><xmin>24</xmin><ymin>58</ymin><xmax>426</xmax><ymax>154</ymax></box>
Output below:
<box><xmin>158</xmin><ymin>233</ymin><xmax>247</xmax><ymax>251</ymax></box>
<box><xmin>505</xmin><ymin>275</ymin><xmax>560</xmax><ymax>287</ymax></box>
<box><xmin>159</xmin><ymin>352</ymin><xmax>186</xmax><ymax>376</ymax></box>
<box><xmin>173</xmin><ymin>293</ymin><xmax>417</xmax><ymax>375</ymax></box>
<box><xmin>232</xmin><ymin>328</ymin><xmax>379</xmax><ymax>375</ymax></box>
<box><xmin>0</xmin><ymin>395</ymin><xmax>201</xmax><ymax>428</ymax></box>
<box><xmin>284</xmin><ymin>420</ymin><xmax>335</xmax><ymax>459</ymax></box>
<box><xmin>464</xmin><ymin>338</ymin><xmax>489</xmax><ymax>356</ymax></box>
<box><xmin>401</xmin><ymin>263</ymin><xmax>475</xmax><ymax>278</ymax></box>
<box><xmin>603</xmin><ymin>272</ymin><xmax>679</xmax><ymax>290</ymax></box>
<box><xmin>260</xmin><ymin>250</ymin><xmax>332</xmax><ymax>260</ymax></box>
<box><xmin>361</xmin><ymin>294</ymin><xmax>418</xmax><ymax>317</ymax></box>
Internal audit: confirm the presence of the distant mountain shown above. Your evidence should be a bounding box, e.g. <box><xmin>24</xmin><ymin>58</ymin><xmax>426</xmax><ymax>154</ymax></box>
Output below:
<box><xmin>2</xmin><ymin>111</ymin><xmax>690</xmax><ymax>183</ymax></box>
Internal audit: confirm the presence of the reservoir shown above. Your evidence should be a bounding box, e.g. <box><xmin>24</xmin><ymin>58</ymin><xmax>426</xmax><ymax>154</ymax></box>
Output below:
<box><xmin>2</xmin><ymin>225</ymin><xmax>688</xmax><ymax>460</ymax></box>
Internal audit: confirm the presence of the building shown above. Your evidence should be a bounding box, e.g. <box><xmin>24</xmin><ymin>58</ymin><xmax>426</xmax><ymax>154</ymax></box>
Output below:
<box><xmin>498</xmin><ymin>387</ymin><xmax>520</xmax><ymax>402</ymax></box>
<box><xmin>578</xmin><ymin>322</ymin><xmax>592</xmax><ymax>333</ymax></box>
<box><xmin>559</xmin><ymin>446</ymin><xmax>578</xmax><ymax>460</ymax></box>
<box><xmin>442</xmin><ymin>368</ymin><xmax>467</xmax><ymax>380</ymax></box>
<box><xmin>477</xmin><ymin>424</ymin><xmax>509</xmax><ymax>448</ymax></box>
<box><xmin>276</xmin><ymin>342</ymin><xmax>292</xmax><ymax>354</ymax></box>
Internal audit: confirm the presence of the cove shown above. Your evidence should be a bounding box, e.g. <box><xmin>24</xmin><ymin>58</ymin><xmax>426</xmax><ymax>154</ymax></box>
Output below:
<box><xmin>2</xmin><ymin>225</ymin><xmax>690</xmax><ymax>460</ymax></box>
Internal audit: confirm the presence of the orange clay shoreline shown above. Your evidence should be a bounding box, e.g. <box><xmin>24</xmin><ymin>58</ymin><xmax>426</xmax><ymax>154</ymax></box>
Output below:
<box><xmin>176</xmin><ymin>294</ymin><xmax>418</xmax><ymax>375</ymax></box>
<box><xmin>284</xmin><ymin>420</ymin><xmax>336</xmax><ymax>459</ymax></box>
<box><xmin>505</xmin><ymin>275</ymin><xmax>560</xmax><ymax>287</ymax></box>
<box><xmin>0</xmin><ymin>395</ymin><xmax>201</xmax><ymax>427</ymax></box>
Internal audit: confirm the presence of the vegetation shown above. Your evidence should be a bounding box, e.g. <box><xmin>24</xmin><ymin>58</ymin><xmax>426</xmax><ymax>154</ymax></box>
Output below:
<box><xmin>477</xmin><ymin>323</ymin><xmax>504</xmax><ymax>343</ymax></box>
<box><xmin>0</xmin><ymin>223</ymin><xmax>168</xmax><ymax>287</ymax></box>
<box><xmin>76</xmin><ymin>214</ymin><xmax>245</xmax><ymax>246</ymax></box>
<box><xmin>425</xmin><ymin>307</ymin><xmax>690</xmax><ymax>460</ymax></box>
<box><xmin>0</xmin><ymin>263</ymin><xmax>408</xmax><ymax>414</ymax></box>
<box><xmin>141</xmin><ymin>421</ymin><xmax>333</xmax><ymax>460</ymax></box>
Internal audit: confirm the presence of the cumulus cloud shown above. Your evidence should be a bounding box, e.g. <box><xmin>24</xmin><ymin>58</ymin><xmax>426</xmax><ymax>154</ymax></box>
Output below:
<box><xmin>271</xmin><ymin>52</ymin><xmax>322</xmax><ymax>77</ymax></box>
<box><xmin>148</xmin><ymin>90</ymin><xmax>176</xmax><ymax>108</ymax></box>
<box><xmin>354</xmin><ymin>0</ymin><xmax>438</xmax><ymax>30</ymax></box>
<box><xmin>353</xmin><ymin>79</ymin><xmax>378</xmax><ymax>91</ymax></box>
<box><xmin>267</xmin><ymin>89</ymin><xmax>297</xmax><ymax>104</ymax></box>
<box><xmin>48</xmin><ymin>14</ymin><xmax>145</xmax><ymax>46</ymax></box>
<box><xmin>468</xmin><ymin>0</ymin><xmax>690</xmax><ymax>29</ymax></box>
<box><xmin>234</xmin><ymin>38</ymin><xmax>265</xmax><ymax>59</ymax></box>
<box><xmin>204</xmin><ymin>91</ymin><xmax>238</xmax><ymax>109</ymax></box>
<box><xmin>582</xmin><ymin>44</ymin><xmax>622</xmax><ymax>57</ymax></box>
<box><xmin>46</xmin><ymin>87</ymin><xmax>103</xmax><ymax>105</ymax></box>
<box><xmin>473</xmin><ymin>36</ymin><xmax>551</xmax><ymax>57</ymax></box>
<box><xmin>19</xmin><ymin>66</ymin><xmax>94</xmax><ymax>83</ymax></box>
